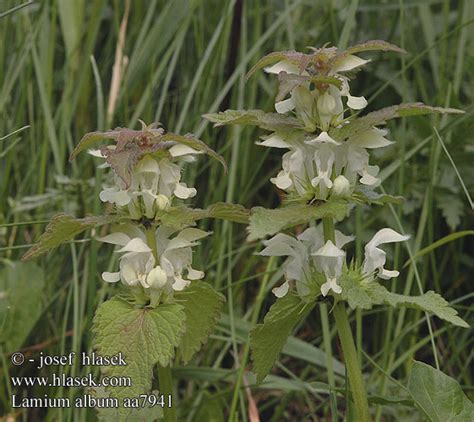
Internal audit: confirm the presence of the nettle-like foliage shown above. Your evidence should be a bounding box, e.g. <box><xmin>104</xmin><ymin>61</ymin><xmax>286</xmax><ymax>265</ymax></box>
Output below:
<box><xmin>205</xmin><ymin>40</ymin><xmax>470</xmax><ymax>420</ymax></box>
<box><xmin>23</xmin><ymin>122</ymin><xmax>247</xmax><ymax>420</ymax></box>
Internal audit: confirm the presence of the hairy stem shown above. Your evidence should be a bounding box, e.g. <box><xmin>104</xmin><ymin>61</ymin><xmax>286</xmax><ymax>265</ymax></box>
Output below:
<box><xmin>146</xmin><ymin>227</ymin><xmax>177</xmax><ymax>422</ymax></box>
<box><xmin>322</xmin><ymin>217</ymin><xmax>371</xmax><ymax>421</ymax></box>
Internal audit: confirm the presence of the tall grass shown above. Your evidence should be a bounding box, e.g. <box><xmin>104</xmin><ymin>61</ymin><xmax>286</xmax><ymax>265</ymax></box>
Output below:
<box><xmin>1</xmin><ymin>0</ymin><xmax>472</xmax><ymax>420</ymax></box>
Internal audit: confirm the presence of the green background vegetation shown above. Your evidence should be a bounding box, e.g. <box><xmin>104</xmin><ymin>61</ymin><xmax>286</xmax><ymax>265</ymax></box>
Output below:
<box><xmin>1</xmin><ymin>0</ymin><xmax>473</xmax><ymax>420</ymax></box>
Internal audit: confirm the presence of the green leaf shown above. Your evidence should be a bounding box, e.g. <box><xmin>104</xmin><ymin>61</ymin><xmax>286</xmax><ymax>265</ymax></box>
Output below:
<box><xmin>203</xmin><ymin>109</ymin><xmax>303</xmax><ymax>131</ymax></box>
<box><xmin>193</xmin><ymin>392</ymin><xmax>226</xmax><ymax>422</ymax></box>
<box><xmin>204</xmin><ymin>202</ymin><xmax>250</xmax><ymax>224</ymax></box>
<box><xmin>340</xmin><ymin>273</ymin><xmax>469</xmax><ymax>328</ymax></box>
<box><xmin>175</xmin><ymin>282</ymin><xmax>225</xmax><ymax>364</ymax></box>
<box><xmin>92</xmin><ymin>297</ymin><xmax>186</xmax><ymax>417</ymax></box>
<box><xmin>330</xmin><ymin>103</ymin><xmax>464</xmax><ymax>142</ymax></box>
<box><xmin>22</xmin><ymin>213</ymin><xmax>117</xmax><ymax>260</ymax></box>
<box><xmin>247</xmin><ymin>200</ymin><xmax>347</xmax><ymax>240</ymax></box>
<box><xmin>345</xmin><ymin>40</ymin><xmax>407</xmax><ymax>55</ymax></box>
<box><xmin>352</xmin><ymin>188</ymin><xmax>404</xmax><ymax>205</ymax></box>
<box><xmin>158</xmin><ymin>203</ymin><xmax>249</xmax><ymax>229</ymax></box>
<box><xmin>250</xmin><ymin>293</ymin><xmax>314</xmax><ymax>383</ymax></box>
<box><xmin>437</xmin><ymin>192</ymin><xmax>464</xmax><ymax>231</ymax></box>
<box><xmin>408</xmin><ymin>361</ymin><xmax>474</xmax><ymax>421</ymax></box>
<box><xmin>0</xmin><ymin>262</ymin><xmax>45</xmax><ymax>352</ymax></box>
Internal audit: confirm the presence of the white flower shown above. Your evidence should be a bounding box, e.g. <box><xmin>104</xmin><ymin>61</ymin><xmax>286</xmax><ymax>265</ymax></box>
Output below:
<box><xmin>174</xmin><ymin>183</ymin><xmax>197</xmax><ymax>200</ymax></box>
<box><xmin>259</xmin><ymin>233</ymin><xmax>310</xmax><ymax>297</ymax></box>
<box><xmin>340</xmin><ymin>78</ymin><xmax>367</xmax><ymax>110</ymax></box>
<box><xmin>350</xmin><ymin>128</ymin><xmax>392</xmax><ymax>149</ymax></box>
<box><xmin>257</xmin><ymin>133</ymin><xmax>291</xmax><ymax>149</ymax></box>
<box><xmin>100</xmin><ymin>236</ymin><xmax>155</xmax><ymax>288</ymax></box>
<box><xmin>99</xmin><ymin>187</ymin><xmax>131</xmax><ymax>206</ymax></box>
<box><xmin>317</xmin><ymin>91</ymin><xmax>337</xmax><ymax>115</ymax></box>
<box><xmin>305</xmin><ymin>131</ymin><xmax>340</xmax><ymax>145</ymax></box>
<box><xmin>270</xmin><ymin>147</ymin><xmax>305</xmax><ymax>192</ymax></box>
<box><xmin>275</xmin><ymin>98</ymin><xmax>296</xmax><ymax>114</ymax></box>
<box><xmin>92</xmin><ymin>150</ymin><xmax>199</xmax><ymax>218</ymax></box>
<box><xmin>343</xmin><ymin>144</ymin><xmax>381</xmax><ymax>187</ymax></box>
<box><xmin>99</xmin><ymin>226</ymin><xmax>209</xmax><ymax>292</ymax></box>
<box><xmin>264</xmin><ymin>60</ymin><xmax>305</xmax><ymax>76</ymax></box>
<box><xmin>313</xmin><ymin>240</ymin><xmax>346</xmax><ymax>296</ymax></box>
<box><xmin>146</xmin><ymin>266</ymin><xmax>168</xmax><ymax>289</ymax></box>
<box><xmin>311</xmin><ymin>146</ymin><xmax>335</xmax><ymax>198</ymax></box>
<box><xmin>332</xmin><ymin>55</ymin><xmax>370</xmax><ymax>73</ymax></box>
<box><xmin>259</xmin><ymin>226</ymin><xmax>353</xmax><ymax>297</ymax></box>
<box><xmin>363</xmin><ymin>228</ymin><xmax>410</xmax><ymax>279</ymax></box>
<box><xmin>332</xmin><ymin>175</ymin><xmax>351</xmax><ymax>197</ymax></box>
<box><xmin>155</xmin><ymin>227</ymin><xmax>209</xmax><ymax>291</ymax></box>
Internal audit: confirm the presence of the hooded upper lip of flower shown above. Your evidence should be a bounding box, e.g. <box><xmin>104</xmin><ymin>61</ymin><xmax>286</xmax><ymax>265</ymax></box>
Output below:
<box><xmin>312</xmin><ymin>240</ymin><xmax>346</xmax><ymax>296</ymax></box>
<box><xmin>99</xmin><ymin>226</ymin><xmax>209</xmax><ymax>291</ymax></box>
<box><xmin>363</xmin><ymin>228</ymin><xmax>410</xmax><ymax>279</ymax></box>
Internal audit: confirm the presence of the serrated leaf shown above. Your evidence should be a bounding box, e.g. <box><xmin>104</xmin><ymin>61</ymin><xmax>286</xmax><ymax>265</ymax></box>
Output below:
<box><xmin>0</xmin><ymin>262</ymin><xmax>44</xmax><ymax>352</ymax></box>
<box><xmin>247</xmin><ymin>200</ymin><xmax>347</xmax><ymax>240</ymax></box>
<box><xmin>92</xmin><ymin>298</ymin><xmax>186</xmax><ymax>418</ymax></box>
<box><xmin>330</xmin><ymin>103</ymin><xmax>464</xmax><ymax>142</ymax></box>
<box><xmin>250</xmin><ymin>293</ymin><xmax>314</xmax><ymax>383</ymax></box>
<box><xmin>194</xmin><ymin>393</ymin><xmax>225</xmax><ymax>422</ymax></box>
<box><xmin>352</xmin><ymin>188</ymin><xmax>404</xmax><ymax>205</ymax></box>
<box><xmin>203</xmin><ymin>109</ymin><xmax>303</xmax><ymax>131</ymax></box>
<box><xmin>408</xmin><ymin>361</ymin><xmax>474</xmax><ymax>421</ymax></box>
<box><xmin>340</xmin><ymin>274</ymin><xmax>469</xmax><ymax>327</ymax></box>
<box><xmin>22</xmin><ymin>213</ymin><xmax>118</xmax><ymax>260</ymax></box>
<box><xmin>437</xmin><ymin>193</ymin><xmax>463</xmax><ymax>231</ymax></box>
<box><xmin>174</xmin><ymin>282</ymin><xmax>225</xmax><ymax>364</ymax></box>
<box><xmin>276</xmin><ymin>73</ymin><xmax>342</xmax><ymax>102</ymax></box>
<box><xmin>158</xmin><ymin>203</ymin><xmax>249</xmax><ymax>229</ymax></box>
<box><xmin>204</xmin><ymin>202</ymin><xmax>250</xmax><ymax>224</ymax></box>
<box><xmin>345</xmin><ymin>40</ymin><xmax>407</xmax><ymax>55</ymax></box>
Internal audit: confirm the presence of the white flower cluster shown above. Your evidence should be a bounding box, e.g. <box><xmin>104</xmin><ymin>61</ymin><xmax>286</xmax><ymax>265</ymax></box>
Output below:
<box><xmin>260</xmin><ymin>226</ymin><xmax>409</xmax><ymax>297</ymax></box>
<box><xmin>90</xmin><ymin>144</ymin><xmax>201</xmax><ymax>219</ymax></box>
<box><xmin>100</xmin><ymin>225</ymin><xmax>208</xmax><ymax>292</ymax></box>
<box><xmin>260</xmin><ymin>55</ymin><xmax>393</xmax><ymax>199</ymax></box>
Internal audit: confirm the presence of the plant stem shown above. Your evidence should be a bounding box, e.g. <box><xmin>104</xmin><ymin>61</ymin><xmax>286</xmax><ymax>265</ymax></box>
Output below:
<box><xmin>146</xmin><ymin>227</ymin><xmax>177</xmax><ymax>422</ymax></box>
<box><xmin>333</xmin><ymin>302</ymin><xmax>371</xmax><ymax>421</ymax></box>
<box><xmin>157</xmin><ymin>365</ymin><xmax>177</xmax><ymax>422</ymax></box>
<box><xmin>322</xmin><ymin>217</ymin><xmax>371</xmax><ymax>421</ymax></box>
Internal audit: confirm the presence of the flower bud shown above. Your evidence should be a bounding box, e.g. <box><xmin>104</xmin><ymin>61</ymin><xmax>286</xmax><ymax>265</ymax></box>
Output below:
<box><xmin>156</xmin><ymin>194</ymin><xmax>170</xmax><ymax>210</ymax></box>
<box><xmin>317</xmin><ymin>91</ymin><xmax>336</xmax><ymax>115</ymax></box>
<box><xmin>332</xmin><ymin>175</ymin><xmax>351</xmax><ymax>197</ymax></box>
<box><xmin>146</xmin><ymin>266</ymin><xmax>168</xmax><ymax>289</ymax></box>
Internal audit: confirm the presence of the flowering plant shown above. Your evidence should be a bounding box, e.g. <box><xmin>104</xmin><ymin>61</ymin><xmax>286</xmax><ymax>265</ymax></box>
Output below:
<box><xmin>205</xmin><ymin>40</ymin><xmax>468</xmax><ymax>421</ymax></box>
<box><xmin>22</xmin><ymin>122</ymin><xmax>247</xmax><ymax>421</ymax></box>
